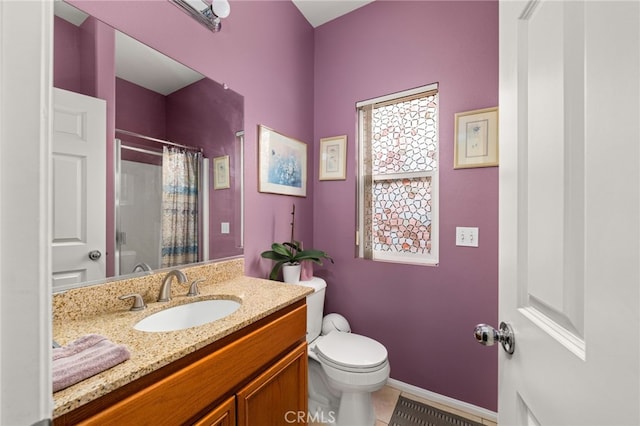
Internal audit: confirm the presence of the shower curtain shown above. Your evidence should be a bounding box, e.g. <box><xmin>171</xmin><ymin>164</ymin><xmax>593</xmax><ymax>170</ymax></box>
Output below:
<box><xmin>161</xmin><ymin>147</ymin><xmax>201</xmax><ymax>268</ymax></box>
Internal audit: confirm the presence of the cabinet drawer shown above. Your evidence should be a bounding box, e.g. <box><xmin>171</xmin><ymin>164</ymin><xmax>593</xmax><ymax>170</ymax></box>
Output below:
<box><xmin>76</xmin><ymin>304</ymin><xmax>306</xmax><ymax>425</ymax></box>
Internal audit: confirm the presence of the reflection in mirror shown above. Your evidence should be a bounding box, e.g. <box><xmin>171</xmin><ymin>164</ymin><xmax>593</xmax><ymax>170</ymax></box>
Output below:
<box><xmin>53</xmin><ymin>2</ymin><xmax>244</xmax><ymax>292</ymax></box>
<box><xmin>115</xmin><ymin>132</ymin><xmax>203</xmax><ymax>276</ymax></box>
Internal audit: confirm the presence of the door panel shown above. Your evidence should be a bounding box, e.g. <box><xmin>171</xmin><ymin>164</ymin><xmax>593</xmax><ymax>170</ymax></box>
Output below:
<box><xmin>519</xmin><ymin>0</ymin><xmax>586</xmax><ymax>356</ymax></box>
<box><xmin>52</xmin><ymin>88</ymin><xmax>106</xmax><ymax>290</ymax></box>
<box><xmin>499</xmin><ymin>1</ymin><xmax>639</xmax><ymax>425</ymax></box>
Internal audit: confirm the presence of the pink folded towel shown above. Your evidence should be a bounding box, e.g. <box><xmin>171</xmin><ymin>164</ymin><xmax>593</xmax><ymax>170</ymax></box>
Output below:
<box><xmin>52</xmin><ymin>334</ymin><xmax>130</xmax><ymax>392</ymax></box>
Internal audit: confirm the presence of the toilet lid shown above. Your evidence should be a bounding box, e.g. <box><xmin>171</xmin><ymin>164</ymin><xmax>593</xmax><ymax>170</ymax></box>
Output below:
<box><xmin>314</xmin><ymin>332</ymin><xmax>388</xmax><ymax>370</ymax></box>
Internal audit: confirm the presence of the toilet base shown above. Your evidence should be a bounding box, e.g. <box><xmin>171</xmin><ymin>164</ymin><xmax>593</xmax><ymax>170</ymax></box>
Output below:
<box><xmin>308</xmin><ymin>390</ymin><xmax>376</xmax><ymax>426</ymax></box>
<box><xmin>308</xmin><ymin>358</ymin><xmax>340</xmax><ymax>425</ymax></box>
<box><xmin>337</xmin><ymin>391</ymin><xmax>375</xmax><ymax>426</ymax></box>
<box><xmin>308</xmin><ymin>356</ymin><xmax>388</xmax><ymax>426</ymax></box>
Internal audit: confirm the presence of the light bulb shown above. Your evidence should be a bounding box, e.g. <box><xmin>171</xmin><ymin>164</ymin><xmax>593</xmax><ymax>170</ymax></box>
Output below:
<box><xmin>211</xmin><ymin>0</ymin><xmax>230</xmax><ymax>18</ymax></box>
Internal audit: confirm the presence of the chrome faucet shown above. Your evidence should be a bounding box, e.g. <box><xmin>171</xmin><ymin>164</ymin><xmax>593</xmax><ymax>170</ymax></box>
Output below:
<box><xmin>157</xmin><ymin>269</ymin><xmax>187</xmax><ymax>302</ymax></box>
<box><xmin>131</xmin><ymin>262</ymin><xmax>152</xmax><ymax>274</ymax></box>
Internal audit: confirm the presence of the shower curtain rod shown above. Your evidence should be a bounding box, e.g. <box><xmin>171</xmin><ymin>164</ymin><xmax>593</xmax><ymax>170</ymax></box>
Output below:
<box><xmin>121</xmin><ymin>144</ymin><xmax>163</xmax><ymax>157</ymax></box>
<box><xmin>115</xmin><ymin>128</ymin><xmax>203</xmax><ymax>152</ymax></box>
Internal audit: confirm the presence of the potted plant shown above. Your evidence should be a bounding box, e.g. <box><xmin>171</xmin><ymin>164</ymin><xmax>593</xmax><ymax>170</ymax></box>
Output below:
<box><xmin>261</xmin><ymin>205</ymin><xmax>333</xmax><ymax>282</ymax></box>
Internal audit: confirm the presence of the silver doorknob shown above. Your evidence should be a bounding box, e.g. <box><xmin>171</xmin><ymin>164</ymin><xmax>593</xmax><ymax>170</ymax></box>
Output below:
<box><xmin>474</xmin><ymin>322</ymin><xmax>515</xmax><ymax>355</ymax></box>
<box><xmin>88</xmin><ymin>250</ymin><xmax>102</xmax><ymax>261</ymax></box>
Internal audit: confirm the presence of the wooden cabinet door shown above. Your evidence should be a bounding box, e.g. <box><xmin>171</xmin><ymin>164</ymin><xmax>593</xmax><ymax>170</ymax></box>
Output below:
<box><xmin>193</xmin><ymin>396</ymin><xmax>236</xmax><ymax>426</ymax></box>
<box><xmin>237</xmin><ymin>342</ymin><xmax>308</xmax><ymax>426</ymax></box>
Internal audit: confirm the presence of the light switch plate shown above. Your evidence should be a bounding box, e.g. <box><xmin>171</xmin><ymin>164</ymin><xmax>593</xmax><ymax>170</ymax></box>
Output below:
<box><xmin>221</xmin><ymin>222</ymin><xmax>230</xmax><ymax>234</ymax></box>
<box><xmin>456</xmin><ymin>226</ymin><xmax>479</xmax><ymax>247</ymax></box>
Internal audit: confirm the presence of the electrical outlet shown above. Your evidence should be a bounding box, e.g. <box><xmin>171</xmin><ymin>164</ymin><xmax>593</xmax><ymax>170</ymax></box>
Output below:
<box><xmin>221</xmin><ymin>222</ymin><xmax>230</xmax><ymax>234</ymax></box>
<box><xmin>456</xmin><ymin>226</ymin><xmax>479</xmax><ymax>247</ymax></box>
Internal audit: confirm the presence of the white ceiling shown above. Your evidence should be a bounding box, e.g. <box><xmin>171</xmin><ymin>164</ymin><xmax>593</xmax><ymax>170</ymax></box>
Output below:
<box><xmin>53</xmin><ymin>1</ymin><xmax>87</xmax><ymax>25</ymax></box>
<box><xmin>292</xmin><ymin>0</ymin><xmax>375</xmax><ymax>27</ymax></box>
<box><xmin>114</xmin><ymin>32</ymin><xmax>203</xmax><ymax>96</ymax></box>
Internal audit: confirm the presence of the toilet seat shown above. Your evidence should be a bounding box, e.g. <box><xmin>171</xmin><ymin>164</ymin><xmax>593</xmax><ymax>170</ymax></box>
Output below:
<box><xmin>314</xmin><ymin>332</ymin><xmax>388</xmax><ymax>373</ymax></box>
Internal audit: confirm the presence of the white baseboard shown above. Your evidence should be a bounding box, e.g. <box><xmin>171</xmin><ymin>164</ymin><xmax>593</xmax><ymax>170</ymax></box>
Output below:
<box><xmin>386</xmin><ymin>378</ymin><xmax>498</xmax><ymax>423</ymax></box>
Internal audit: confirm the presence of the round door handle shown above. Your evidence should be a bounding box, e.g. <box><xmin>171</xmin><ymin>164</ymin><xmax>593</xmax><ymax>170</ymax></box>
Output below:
<box><xmin>474</xmin><ymin>322</ymin><xmax>515</xmax><ymax>355</ymax></box>
<box><xmin>88</xmin><ymin>250</ymin><xmax>102</xmax><ymax>261</ymax></box>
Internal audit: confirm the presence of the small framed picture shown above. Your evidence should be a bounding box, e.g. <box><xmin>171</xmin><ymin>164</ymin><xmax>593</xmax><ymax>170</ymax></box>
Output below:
<box><xmin>258</xmin><ymin>125</ymin><xmax>307</xmax><ymax>197</ymax></box>
<box><xmin>454</xmin><ymin>107</ymin><xmax>499</xmax><ymax>169</ymax></box>
<box><xmin>319</xmin><ymin>135</ymin><xmax>347</xmax><ymax>181</ymax></box>
<box><xmin>213</xmin><ymin>155</ymin><xmax>230</xmax><ymax>189</ymax></box>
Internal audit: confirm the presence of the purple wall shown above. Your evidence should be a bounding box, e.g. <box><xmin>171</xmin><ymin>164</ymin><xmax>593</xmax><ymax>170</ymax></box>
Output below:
<box><xmin>166</xmin><ymin>79</ymin><xmax>244</xmax><ymax>258</ymax></box>
<box><xmin>313</xmin><ymin>1</ymin><xmax>499</xmax><ymax>411</ymax></box>
<box><xmin>115</xmin><ymin>77</ymin><xmax>165</xmax><ymax>169</ymax></box>
<box><xmin>53</xmin><ymin>17</ymin><xmax>82</xmax><ymax>93</ymax></box>
<box><xmin>115</xmin><ymin>77</ymin><xmax>167</xmax><ymax>139</ymax></box>
<box><xmin>64</xmin><ymin>0</ymin><xmax>498</xmax><ymax>412</ymax></box>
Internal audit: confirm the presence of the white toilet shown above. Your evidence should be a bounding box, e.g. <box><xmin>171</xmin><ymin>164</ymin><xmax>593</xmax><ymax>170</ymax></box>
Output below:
<box><xmin>297</xmin><ymin>277</ymin><xmax>390</xmax><ymax>426</ymax></box>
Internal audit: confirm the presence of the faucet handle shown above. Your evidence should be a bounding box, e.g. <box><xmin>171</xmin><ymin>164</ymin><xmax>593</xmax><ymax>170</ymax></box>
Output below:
<box><xmin>187</xmin><ymin>279</ymin><xmax>205</xmax><ymax>297</ymax></box>
<box><xmin>119</xmin><ymin>293</ymin><xmax>146</xmax><ymax>311</ymax></box>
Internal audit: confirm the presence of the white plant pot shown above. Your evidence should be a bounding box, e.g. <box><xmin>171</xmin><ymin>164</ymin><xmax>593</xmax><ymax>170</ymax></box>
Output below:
<box><xmin>282</xmin><ymin>263</ymin><xmax>301</xmax><ymax>283</ymax></box>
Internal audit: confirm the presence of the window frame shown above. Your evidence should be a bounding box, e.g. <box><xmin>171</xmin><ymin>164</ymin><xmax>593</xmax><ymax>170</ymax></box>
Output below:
<box><xmin>356</xmin><ymin>83</ymin><xmax>439</xmax><ymax>266</ymax></box>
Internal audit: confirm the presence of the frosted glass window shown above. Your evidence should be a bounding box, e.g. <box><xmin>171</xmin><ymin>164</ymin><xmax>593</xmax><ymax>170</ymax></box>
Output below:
<box><xmin>357</xmin><ymin>86</ymin><xmax>439</xmax><ymax>265</ymax></box>
<box><xmin>372</xmin><ymin>94</ymin><xmax>438</xmax><ymax>175</ymax></box>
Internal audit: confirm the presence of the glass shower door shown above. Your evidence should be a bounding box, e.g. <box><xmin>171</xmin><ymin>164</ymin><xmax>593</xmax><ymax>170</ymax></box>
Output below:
<box><xmin>116</xmin><ymin>139</ymin><xmax>163</xmax><ymax>275</ymax></box>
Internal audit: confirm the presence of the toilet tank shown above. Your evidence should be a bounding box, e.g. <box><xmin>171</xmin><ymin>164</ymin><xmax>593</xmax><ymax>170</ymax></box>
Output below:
<box><xmin>294</xmin><ymin>277</ymin><xmax>326</xmax><ymax>342</ymax></box>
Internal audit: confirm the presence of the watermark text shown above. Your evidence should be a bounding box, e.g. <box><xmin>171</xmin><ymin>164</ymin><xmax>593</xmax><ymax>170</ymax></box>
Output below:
<box><xmin>284</xmin><ymin>410</ymin><xmax>336</xmax><ymax>424</ymax></box>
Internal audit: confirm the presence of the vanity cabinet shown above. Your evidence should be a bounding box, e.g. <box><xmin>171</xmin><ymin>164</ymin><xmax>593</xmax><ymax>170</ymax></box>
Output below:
<box><xmin>194</xmin><ymin>396</ymin><xmax>236</xmax><ymax>426</ymax></box>
<box><xmin>237</xmin><ymin>342</ymin><xmax>308</xmax><ymax>426</ymax></box>
<box><xmin>195</xmin><ymin>342</ymin><xmax>308</xmax><ymax>426</ymax></box>
<box><xmin>54</xmin><ymin>301</ymin><xmax>307</xmax><ymax>425</ymax></box>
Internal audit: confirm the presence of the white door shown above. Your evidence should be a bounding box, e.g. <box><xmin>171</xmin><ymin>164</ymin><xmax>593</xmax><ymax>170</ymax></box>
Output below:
<box><xmin>52</xmin><ymin>88</ymin><xmax>106</xmax><ymax>290</ymax></box>
<box><xmin>496</xmin><ymin>1</ymin><xmax>640</xmax><ymax>424</ymax></box>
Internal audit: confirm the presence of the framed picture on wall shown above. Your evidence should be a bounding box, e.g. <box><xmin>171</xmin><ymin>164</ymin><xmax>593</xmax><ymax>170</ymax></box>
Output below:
<box><xmin>319</xmin><ymin>135</ymin><xmax>347</xmax><ymax>181</ymax></box>
<box><xmin>454</xmin><ymin>107</ymin><xmax>499</xmax><ymax>169</ymax></box>
<box><xmin>258</xmin><ymin>125</ymin><xmax>307</xmax><ymax>197</ymax></box>
<box><xmin>213</xmin><ymin>155</ymin><xmax>230</xmax><ymax>189</ymax></box>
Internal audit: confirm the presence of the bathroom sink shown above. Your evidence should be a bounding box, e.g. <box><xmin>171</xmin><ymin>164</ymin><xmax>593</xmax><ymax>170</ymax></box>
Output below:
<box><xmin>134</xmin><ymin>299</ymin><xmax>241</xmax><ymax>332</ymax></box>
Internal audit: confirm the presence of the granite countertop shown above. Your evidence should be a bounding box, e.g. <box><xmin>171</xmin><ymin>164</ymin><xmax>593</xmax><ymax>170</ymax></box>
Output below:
<box><xmin>52</xmin><ymin>264</ymin><xmax>312</xmax><ymax>418</ymax></box>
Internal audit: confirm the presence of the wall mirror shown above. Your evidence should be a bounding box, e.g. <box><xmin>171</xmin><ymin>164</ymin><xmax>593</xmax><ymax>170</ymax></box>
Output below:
<box><xmin>53</xmin><ymin>1</ymin><xmax>244</xmax><ymax>292</ymax></box>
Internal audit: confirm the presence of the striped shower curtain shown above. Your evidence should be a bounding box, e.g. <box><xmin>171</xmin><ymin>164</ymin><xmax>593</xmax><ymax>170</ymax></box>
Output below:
<box><xmin>161</xmin><ymin>147</ymin><xmax>201</xmax><ymax>268</ymax></box>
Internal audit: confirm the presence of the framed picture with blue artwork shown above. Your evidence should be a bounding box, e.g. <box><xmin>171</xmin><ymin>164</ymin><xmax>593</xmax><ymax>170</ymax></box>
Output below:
<box><xmin>454</xmin><ymin>107</ymin><xmax>499</xmax><ymax>169</ymax></box>
<box><xmin>258</xmin><ymin>125</ymin><xmax>307</xmax><ymax>197</ymax></box>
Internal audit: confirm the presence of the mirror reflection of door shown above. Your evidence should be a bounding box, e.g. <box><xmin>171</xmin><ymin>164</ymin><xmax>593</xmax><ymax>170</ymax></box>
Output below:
<box><xmin>52</xmin><ymin>88</ymin><xmax>106</xmax><ymax>291</ymax></box>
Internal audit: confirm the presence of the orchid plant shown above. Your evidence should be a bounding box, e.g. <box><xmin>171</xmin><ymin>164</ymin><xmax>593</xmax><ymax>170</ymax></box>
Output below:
<box><xmin>260</xmin><ymin>205</ymin><xmax>333</xmax><ymax>281</ymax></box>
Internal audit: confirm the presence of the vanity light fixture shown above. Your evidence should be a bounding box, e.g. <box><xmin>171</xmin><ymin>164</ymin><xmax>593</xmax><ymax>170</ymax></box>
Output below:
<box><xmin>172</xmin><ymin>0</ymin><xmax>231</xmax><ymax>32</ymax></box>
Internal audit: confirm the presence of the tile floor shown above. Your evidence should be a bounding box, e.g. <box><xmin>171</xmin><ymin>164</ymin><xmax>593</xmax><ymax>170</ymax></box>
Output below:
<box><xmin>310</xmin><ymin>384</ymin><xmax>497</xmax><ymax>426</ymax></box>
<box><xmin>371</xmin><ymin>385</ymin><xmax>497</xmax><ymax>426</ymax></box>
